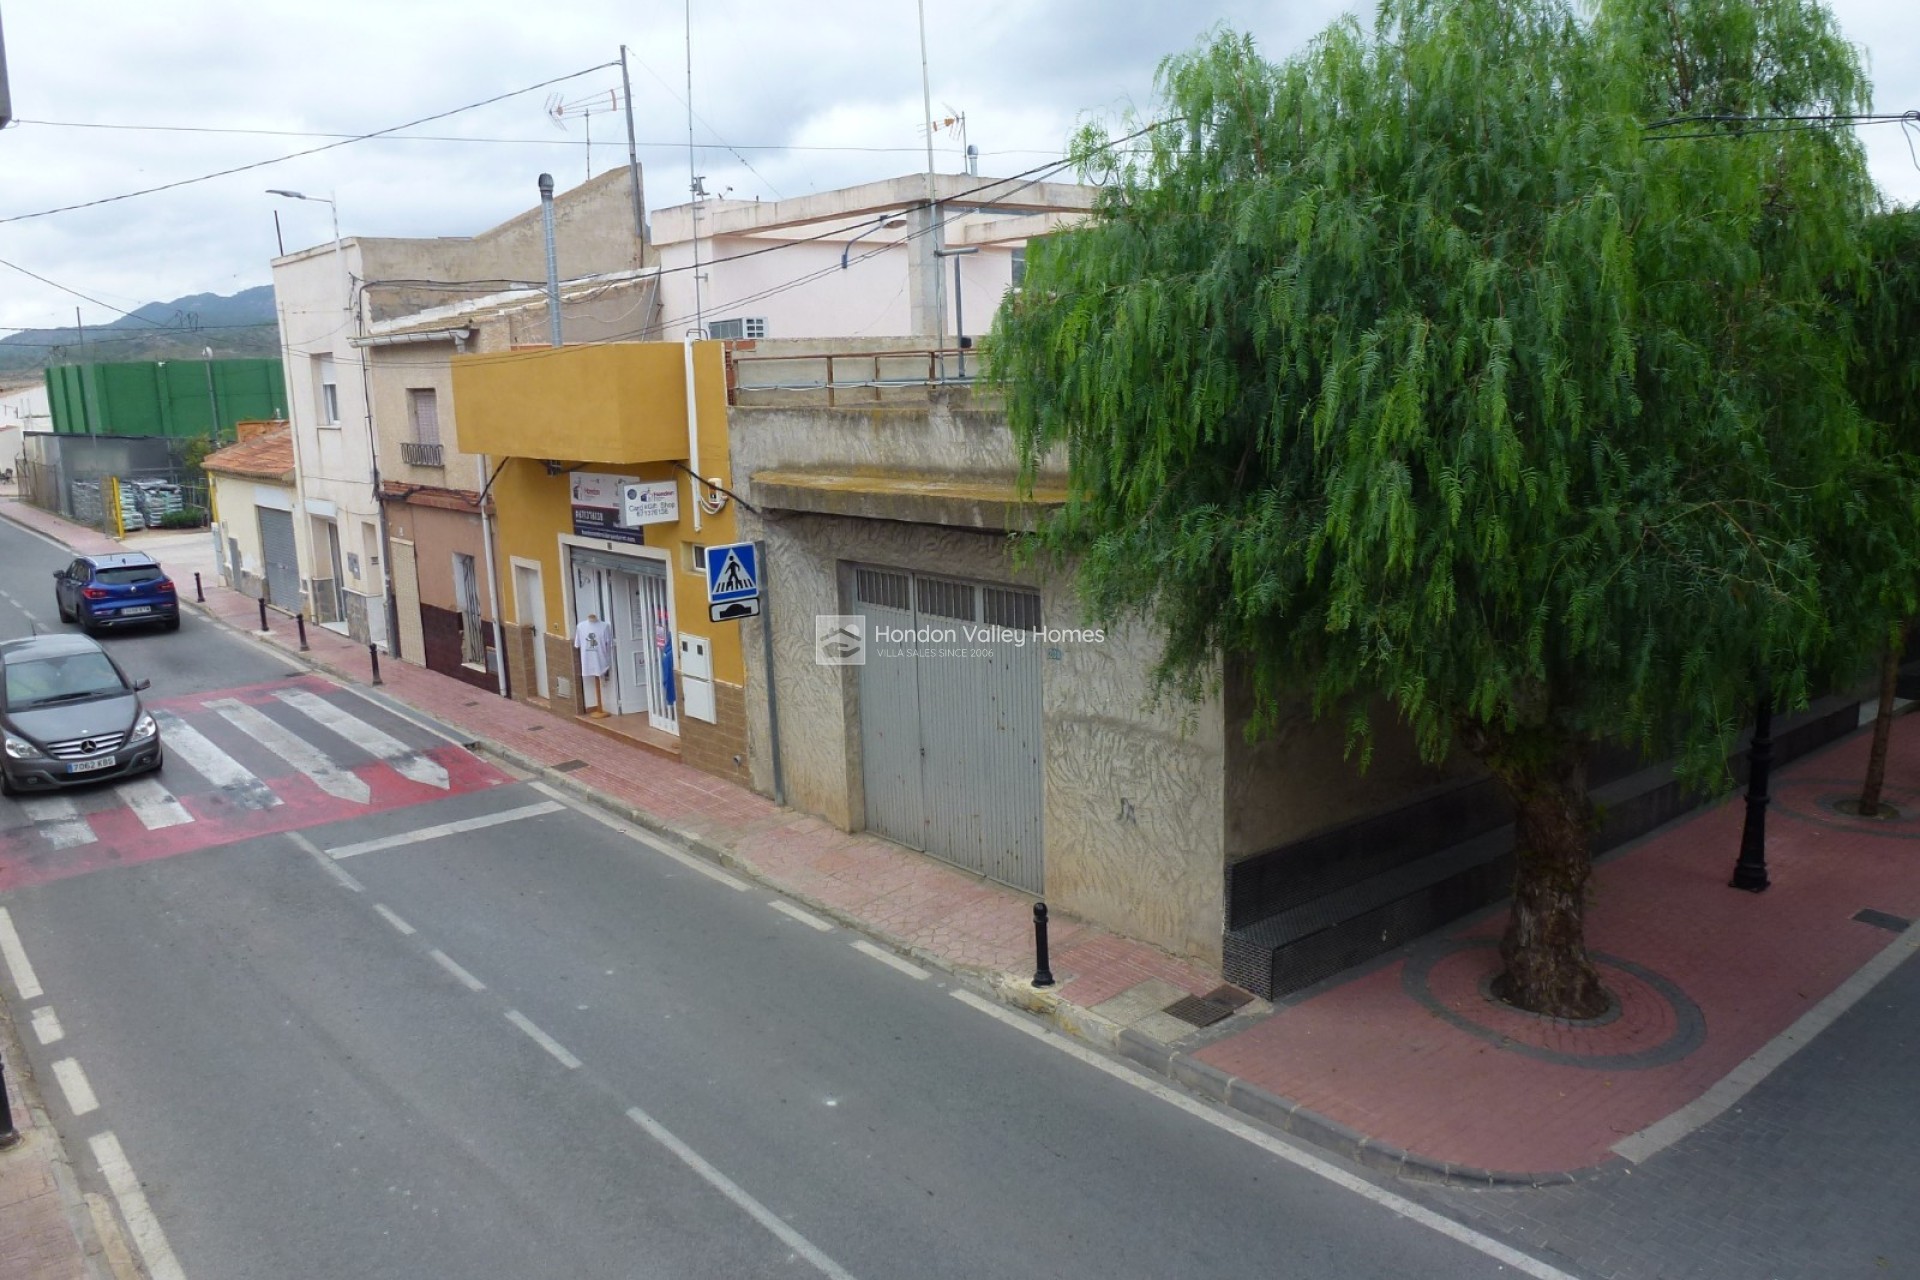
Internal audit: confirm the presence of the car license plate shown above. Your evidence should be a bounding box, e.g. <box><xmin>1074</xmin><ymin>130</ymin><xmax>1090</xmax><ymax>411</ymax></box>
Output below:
<box><xmin>121</xmin><ymin>606</ymin><xmax>151</xmax><ymax>615</ymax></box>
<box><xmin>68</xmin><ymin>756</ymin><xmax>116</xmax><ymax>774</ymax></box>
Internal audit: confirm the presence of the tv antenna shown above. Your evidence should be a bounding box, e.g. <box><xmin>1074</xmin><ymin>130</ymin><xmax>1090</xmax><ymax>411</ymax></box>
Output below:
<box><xmin>546</xmin><ymin>88</ymin><xmax>625</xmax><ymax>182</ymax></box>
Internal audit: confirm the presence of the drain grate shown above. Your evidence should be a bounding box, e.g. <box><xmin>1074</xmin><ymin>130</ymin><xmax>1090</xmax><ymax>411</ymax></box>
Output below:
<box><xmin>1202</xmin><ymin>984</ymin><xmax>1255</xmax><ymax>1010</ymax></box>
<box><xmin>1853</xmin><ymin>908</ymin><xmax>1913</xmax><ymax>933</ymax></box>
<box><xmin>552</xmin><ymin>759</ymin><xmax>589</xmax><ymax>773</ymax></box>
<box><xmin>1163</xmin><ymin>994</ymin><xmax>1236</xmax><ymax>1028</ymax></box>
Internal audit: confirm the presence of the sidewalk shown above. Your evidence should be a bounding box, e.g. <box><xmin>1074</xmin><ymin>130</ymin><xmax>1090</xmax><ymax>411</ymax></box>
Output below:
<box><xmin>7</xmin><ymin>494</ymin><xmax>1920</xmax><ymax>1198</ymax></box>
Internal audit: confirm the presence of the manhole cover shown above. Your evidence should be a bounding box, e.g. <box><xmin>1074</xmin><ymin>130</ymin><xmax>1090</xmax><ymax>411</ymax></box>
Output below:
<box><xmin>1854</xmin><ymin>908</ymin><xmax>1913</xmax><ymax>933</ymax></box>
<box><xmin>553</xmin><ymin>759</ymin><xmax>589</xmax><ymax>773</ymax></box>
<box><xmin>1162</xmin><ymin>995</ymin><xmax>1235</xmax><ymax>1028</ymax></box>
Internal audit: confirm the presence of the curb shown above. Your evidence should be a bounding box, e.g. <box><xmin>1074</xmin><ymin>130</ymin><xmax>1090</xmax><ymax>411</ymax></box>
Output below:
<box><xmin>6</xmin><ymin>502</ymin><xmax>1607</xmax><ymax>1192</ymax></box>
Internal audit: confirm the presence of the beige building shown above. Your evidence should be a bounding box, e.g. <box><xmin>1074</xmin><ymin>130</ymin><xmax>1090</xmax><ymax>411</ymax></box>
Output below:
<box><xmin>203</xmin><ymin>423</ymin><xmax>298</xmax><ymax>605</ymax></box>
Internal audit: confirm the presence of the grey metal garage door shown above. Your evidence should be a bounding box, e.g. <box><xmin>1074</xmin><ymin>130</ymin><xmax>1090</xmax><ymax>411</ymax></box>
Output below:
<box><xmin>854</xmin><ymin>566</ymin><xmax>1045</xmax><ymax>894</ymax></box>
<box><xmin>257</xmin><ymin>506</ymin><xmax>300</xmax><ymax>612</ymax></box>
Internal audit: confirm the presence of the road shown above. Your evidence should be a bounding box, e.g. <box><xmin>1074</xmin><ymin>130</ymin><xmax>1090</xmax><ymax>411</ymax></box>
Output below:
<box><xmin>0</xmin><ymin>516</ymin><xmax>1546</xmax><ymax>1278</ymax></box>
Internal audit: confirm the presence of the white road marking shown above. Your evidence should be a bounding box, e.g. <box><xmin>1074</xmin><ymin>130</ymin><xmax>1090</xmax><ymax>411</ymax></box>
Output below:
<box><xmin>151</xmin><ymin>710</ymin><xmax>280</xmax><ymax>809</ymax></box>
<box><xmin>373</xmin><ymin>904</ymin><xmax>416</xmax><ymax>936</ymax></box>
<box><xmin>505</xmin><ymin>1009</ymin><xmax>581</xmax><ymax>1069</ymax></box>
<box><xmin>0</xmin><ymin>906</ymin><xmax>45</xmax><ymax>999</ymax></box>
<box><xmin>771</xmin><ymin>901</ymin><xmax>832</xmax><ymax>932</ymax></box>
<box><xmin>208</xmin><ymin>698</ymin><xmax>370</xmax><ymax>804</ymax></box>
<box><xmin>1615</xmin><ymin>914</ymin><xmax>1920</xmax><ymax>1163</ymax></box>
<box><xmin>429</xmin><ymin>949</ymin><xmax>487</xmax><ymax>991</ymax></box>
<box><xmin>274</xmin><ymin>688</ymin><xmax>450</xmax><ymax>789</ymax></box>
<box><xmin>18</xmin><ymin>794</ymin><xmax>97</xmax><ymax>848</ymax></box>
<box><xmin>624</xmin><ymin>1104</ymin><xmax>859</xmax><ymax>1280</ymax></box>
<box><xmin>91</xmin><ymin>1132</ymin><xmax>188</xmax><ymax>1280</ymax></box>
<box><xmin>528</xmin><ymin>781</ymin><xmax>749</xmax><ymax>890</ymax></box>
<box><xmin>851</xmin><ymin>940</ymin><xmax>928</xmax><ymax>979</ymax></box>
<box><xmin>115</xmin><ymin>775</ymin><xmax>195</xmax><ymax>830</ymax></box>
<box><xmin>286</xmin><ymin>830</ymin><xmax>364</xmax><ymax>892</ymax></box>
<box><xmin>949</xmin><ymin>990</ymin><xmax>1582</xmax><ymax>1280</ymax></box>
<box><xmin>52</xmin><ymin>1057</ymin><xmax>99</xmax><ymax>1115</ymax></box>
<box><xmin>324</xmin><ymin>800</ymin><xmax>565</xmax><ymax>859</ymax></box>
<box><xmin>32</xmin><ymin>1006</ymin><xmax>64</xmax><ymax>1045</ymax></box>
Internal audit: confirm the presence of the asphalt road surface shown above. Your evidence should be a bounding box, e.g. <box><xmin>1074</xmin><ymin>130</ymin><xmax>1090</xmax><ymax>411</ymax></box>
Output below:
<box><xmin>1</xmin><ymin>515</ymin><xmax>1546</xmax><ymax>1279</ymax></box>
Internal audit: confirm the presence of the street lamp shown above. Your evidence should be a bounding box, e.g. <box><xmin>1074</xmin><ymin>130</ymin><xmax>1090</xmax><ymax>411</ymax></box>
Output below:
<box><xmin>201</xmin><ymin>345</ymin><xmax>221</xmax><ymax>444</ymax></box>
<box><xmin>841</xmin><ymin>215</ymin><xmax>908</xmax><ymax>271</ymax></box>
<box><xmin>266</xmin><ymin>189</ymin><xmax>347</xmax><ymax>312</ymax></box>
<box><xmin>934</xmin><ymin>245</ymin><xmax>980</xmax><ymax>378</ymax></box>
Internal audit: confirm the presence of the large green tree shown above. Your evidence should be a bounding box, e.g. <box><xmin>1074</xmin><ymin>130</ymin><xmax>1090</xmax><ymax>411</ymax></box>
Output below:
<box><xmin>989</xmin><ymin>0</ymin><xmax>1887</xmax><ymax>1016</ymax></box>
<box><xmin>1845</xmin><ymin>207</ymin><xmax>1920</xmax><ymax>816</ymax></box>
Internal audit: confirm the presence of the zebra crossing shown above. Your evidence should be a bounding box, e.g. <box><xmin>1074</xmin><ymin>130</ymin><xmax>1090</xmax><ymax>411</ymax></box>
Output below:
<box><xmin>0</xmin><ymin>675</ymin><xmax>510</xmax><ymax>891</ymax></box>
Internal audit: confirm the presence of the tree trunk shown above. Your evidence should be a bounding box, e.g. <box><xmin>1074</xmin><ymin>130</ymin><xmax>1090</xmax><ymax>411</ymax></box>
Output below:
<box><xmin>1858</xmin><ymin>630</ymin><xmax>1905</xmax><ymax>817</ymax></box>
<box><xmin>1481</xmin><ymin>732</ymin><xmax>1611</xmax><ymax>1019</ymax></box>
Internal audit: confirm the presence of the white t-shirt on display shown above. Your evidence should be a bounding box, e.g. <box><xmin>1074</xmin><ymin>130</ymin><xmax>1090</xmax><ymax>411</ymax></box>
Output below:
<box><xmin>575</xmin><ymin>616</ymin><xmax>615</xmax><ymax>678</ymax></box>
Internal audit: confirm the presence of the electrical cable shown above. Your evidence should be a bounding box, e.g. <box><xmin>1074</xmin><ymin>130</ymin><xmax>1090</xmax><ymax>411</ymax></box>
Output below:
<box><xmin>0</xmin><ymin>62</ymin><xmax>620</xmax><ymax>226</ymax></box>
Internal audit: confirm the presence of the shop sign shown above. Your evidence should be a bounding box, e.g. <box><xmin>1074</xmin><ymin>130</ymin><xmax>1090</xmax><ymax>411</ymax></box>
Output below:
<box><xmin>570</xmin><ymin>471</ymin><xmax>644</xmax><ymax>545</ymax></box>
<box><xmin>621</xmin><ymin>480</ymin><xmax>680</xmax><ymax>527</ymax></box>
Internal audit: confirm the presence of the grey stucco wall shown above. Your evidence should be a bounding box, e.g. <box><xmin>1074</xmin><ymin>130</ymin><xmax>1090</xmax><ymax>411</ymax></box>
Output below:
<box><xmin>736</xmin><ymin>506</ymin><xmax>1228</xmax><ymax>967</ymax></box>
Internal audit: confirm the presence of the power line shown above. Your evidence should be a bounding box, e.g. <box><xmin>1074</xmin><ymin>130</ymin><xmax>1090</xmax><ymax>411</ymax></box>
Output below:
<box><xmin>0</xmin><ymin>117</ymin><xmax>1067</xmax><ymax>160</ymax></box>
<box><xmin>0</xmin><ymin>62</ymin><xmax>619</xmax><ymax>226</ymax></box>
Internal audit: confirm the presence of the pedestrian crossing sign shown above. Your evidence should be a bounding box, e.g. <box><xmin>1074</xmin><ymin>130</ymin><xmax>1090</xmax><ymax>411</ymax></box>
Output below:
<box><xmin>705</xmin><ymin>542</ymin><xmax>759</xmax><ymax>605</ymax></box>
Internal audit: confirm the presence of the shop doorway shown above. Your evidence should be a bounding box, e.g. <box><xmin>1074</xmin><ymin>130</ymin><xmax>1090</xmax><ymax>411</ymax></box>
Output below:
<box><xmin>570</xmin><ymin>548</ymin><xmax>678</xmax><ymax>735</ymax></box>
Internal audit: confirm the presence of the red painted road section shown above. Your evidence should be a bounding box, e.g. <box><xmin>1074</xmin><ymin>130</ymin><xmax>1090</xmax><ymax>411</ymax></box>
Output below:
<box><xmin>0</xmin><ymin>674</ymin><xmax>513</xmax><ymax>893</ymax></box>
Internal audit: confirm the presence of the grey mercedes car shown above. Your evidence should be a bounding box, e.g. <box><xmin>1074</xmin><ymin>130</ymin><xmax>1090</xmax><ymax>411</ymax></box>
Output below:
<box><xmin>1</xmin><ymin>633</ymin><xmax>162</xmax><ymax>795</ymax></box>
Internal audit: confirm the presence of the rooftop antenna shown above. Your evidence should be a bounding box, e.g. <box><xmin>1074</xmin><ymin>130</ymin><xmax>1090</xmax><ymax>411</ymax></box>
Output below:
<box><xmin>546</xmin><ymin>87</ymin><xmax>623</xmax><ymax>183</ymax></box>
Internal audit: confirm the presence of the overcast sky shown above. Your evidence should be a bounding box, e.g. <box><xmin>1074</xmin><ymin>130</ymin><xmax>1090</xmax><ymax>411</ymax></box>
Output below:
<box><xmin>1</xmin><ymin>0</ymin><xmax>1914</xmax><ymax>337</ymax></box>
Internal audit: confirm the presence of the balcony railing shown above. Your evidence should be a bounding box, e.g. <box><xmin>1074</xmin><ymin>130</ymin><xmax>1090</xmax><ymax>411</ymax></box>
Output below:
<box><xmin>400</xmin><ymin>441</ymin><xmax>444</xmax><ymax>467</ymax></box>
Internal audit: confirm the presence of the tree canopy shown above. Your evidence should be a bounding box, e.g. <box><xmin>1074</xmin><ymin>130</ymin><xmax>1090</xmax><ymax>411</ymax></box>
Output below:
<box><xmin>988</xmin><ymin>0</ymin><xmax>1893</xmax><ymax>1015</ymax></box>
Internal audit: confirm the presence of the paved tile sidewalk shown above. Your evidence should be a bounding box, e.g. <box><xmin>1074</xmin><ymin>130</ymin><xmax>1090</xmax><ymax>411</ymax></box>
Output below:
<box><xmin>7</xmin><ymin>495</ymin><xmax>1920</xmax><ymax>1194</ymax></box>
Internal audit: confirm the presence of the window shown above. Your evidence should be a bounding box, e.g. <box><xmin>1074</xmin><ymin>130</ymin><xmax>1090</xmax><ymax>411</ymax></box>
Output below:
<box><xmin>1010</xmin><ymin>247</ymin><xmax>1026</xmax><ymax>290</ymax></box>
<box><xmin>315</xmin><ymin>355</ymin><xmax>339</xmax><ymax>425</ymax></box>
<box><xmin>707</xmin><ymin>317</ymin><xmax>767</xmax><ymax>340</ymax></box>
<box><xmin>685</xmin><ymin>544</ymin><xmax>707</xmax><ymax>575</ymax></box>
<box><xmin>407</xmin><ymin>389</ymin><xmax>440</xmax><ymax>445</ymax></box>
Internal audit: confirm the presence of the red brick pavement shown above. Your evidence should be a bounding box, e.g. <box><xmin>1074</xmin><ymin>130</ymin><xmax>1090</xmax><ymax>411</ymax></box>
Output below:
<box><xmin>8</xmin><ymin>495</ymin><xmax>1920</xmax><ymax>1195</ymax></box>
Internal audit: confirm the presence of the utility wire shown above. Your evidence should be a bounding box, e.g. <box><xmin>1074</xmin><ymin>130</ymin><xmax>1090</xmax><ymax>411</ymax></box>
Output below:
<box><xmin>0</xmin><ymin>62</ymin><xmax>619</xmax><ymax>226</ymax></box>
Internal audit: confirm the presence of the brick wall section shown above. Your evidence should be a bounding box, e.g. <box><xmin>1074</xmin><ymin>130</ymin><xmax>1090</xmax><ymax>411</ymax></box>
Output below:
<box><xmin>549</xmin><ymin>632</ymin><xmax>583</xmax><ymax>711</ymax></box>
<box><xmin>504</xmin><ymin>622</ymin><xmax>537</xmax><ymax>704</ymax></box>
<box><xmin>680</xmin><ymin>681</ymin><xmax>751</xmax><ymax>784</ymax></box>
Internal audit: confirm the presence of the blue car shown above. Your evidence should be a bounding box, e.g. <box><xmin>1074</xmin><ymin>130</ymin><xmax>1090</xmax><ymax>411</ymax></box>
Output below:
<box><xmin>53</xmin><ymin>552</ymin><xmax>181</xmax><ymax>635</ymax></box>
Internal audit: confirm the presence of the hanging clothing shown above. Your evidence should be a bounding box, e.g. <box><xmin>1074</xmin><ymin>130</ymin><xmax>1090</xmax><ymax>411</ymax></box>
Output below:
<box><xmin>574</xmin><ymin>616</ymin><xmax>615</xmax><ymax>679</ymax></box>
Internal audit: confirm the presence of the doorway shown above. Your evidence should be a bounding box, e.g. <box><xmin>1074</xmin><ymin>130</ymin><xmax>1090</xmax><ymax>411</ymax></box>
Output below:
<box><xmin>513</xmin><ymin>559</ymin><xmax>549</xmax><ymax>698</ymax></box>
<box><xmin>569</xmin><ymin>549</ymin><xmax>678</xmax><ymax>735</ymax></box>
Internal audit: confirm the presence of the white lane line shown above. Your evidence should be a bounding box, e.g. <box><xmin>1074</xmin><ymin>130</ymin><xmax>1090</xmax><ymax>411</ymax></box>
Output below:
<box><xmin>18</xmin><ymin>794</ymin><xmax>97</xmax><ymax>848</ymax></box>
<box><xmin>0</xmin><ymin>906</ymin><xmax>45</xmax><ymax>999</ymax></box>
<box><xmin>274</xmin><ymin>688</ymin><xmax>450</xmax><ymax>789</ymax></box>
<box><xmin>851</xmin><ymin>940</ymin><xmax>928</xmax><ymax>979</ymax></box>
<box><xmin>287</xmin><ymin>830</ymin><xmax>364</xmax><ymax>892</ymax></box>
<box><xmin>115</xmin><ymin>775</ymin><xmax>195</xmax><ymax>830</ymax></box>
<box><xmin>625</xmin><ymin>1104</ymin><xmax>858</xmax><ymax>1280</ymax></box>
<box><xmin>32</xmin><ymin>1006</ymin><xmax>65</xmax><ymax>1045</ymax></box>
<box><xmin>528</xmin><ymin>781</ymin><xmax>749</xmax><ymax>891</ymax></box>
<box><xmin>208</xmin><ymin>698</ymin><xmax>370</xmax><ymax>804</ymax></box>
<box><xmin>373</xmin><ymin>904</ymin><xmax>416</xmax><ymax>936</ymax></box>
<box><xmin>324</xmin><ymin>800</ymin><xmax>565</xmax><ymax>859</ymax></box>
<box><xmin>429</xmin><ymin>949</ymin><xmax>487</xmax><ymax>992</ymax></box>
<box><xmin>151</xmin><ymin>710</ymin><xmax>280</xmax><ymax>809</ymax></box>
<box><xmin>1615</xmin><ymin>914</ymin><xmax>1920</xmax><ymax>1164</ymax></box>
<box><xmin>504</xmin><ymin>1009</ymin><xmax>581</xmax><ymax>1070</ymax></box>
<box><xmin>52</xmin><ymin>1057</ymin><xmax>99</xmax><ymax>1116</ymax></box>
<box><xmin>771</xmin><ymin>901</ymin><xmax>832</xmax><ymax>932</ymax></box>
<box><xmin>948</xmin><ymin>990</ymin><xmax>1582</xmax><ymax>1280</ymax></box>
<box><xmin>91</xmin><ymin>1131</ymin><xmax>188</xmax><ymax>1280</ymax></box>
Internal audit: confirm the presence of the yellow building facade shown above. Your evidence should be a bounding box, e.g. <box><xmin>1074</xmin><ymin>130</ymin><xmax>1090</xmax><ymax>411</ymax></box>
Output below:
<box><xmin>451</xmin><ymin>340</ymin><xmax>749</xmax><ymax>783</ymax></box>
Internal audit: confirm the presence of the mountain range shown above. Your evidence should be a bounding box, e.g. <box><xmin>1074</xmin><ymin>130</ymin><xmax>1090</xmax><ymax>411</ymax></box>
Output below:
<box><xmin>0</xmin><ymin>285</ymin><xmax>281</xmax><ymax>379</ymax></box>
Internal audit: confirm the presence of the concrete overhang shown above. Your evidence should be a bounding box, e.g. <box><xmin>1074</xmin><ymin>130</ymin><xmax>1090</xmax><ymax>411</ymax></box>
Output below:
<box><xmin>652</xmin><ymin>173</ymin><xmax>1099</xmax><ymax>243</ymax></box>
<box><xmin>751</xmin><ymin>469</ymin><xmax>1067</xmax><ymax>532</ymax></box>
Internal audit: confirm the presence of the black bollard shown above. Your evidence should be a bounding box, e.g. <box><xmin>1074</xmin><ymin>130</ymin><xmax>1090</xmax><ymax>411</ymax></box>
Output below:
<box><xmin>1032</xmin><ymin>901</ymin><xmax>1055</xmax><ymax>988</ymax></box>
<box><xmin>193</xmin><ymin>571</ymin><xmax>205</xmax><ymax>603</ymax></box>
<box><xmin>1732</xmin><ymin>683</ymin><xmax>1774</xmax><ymax>892</ymax></box>
<box><xmin>257</xmin><ymin>596</ymin><xmax>269</xmax><ymax>632</ymax></box>
<box><xmin>1</xmin><ymin>1052</ymin><xmax>22</xmax><ymax>1150</ymax></box>
<box><xmin>369</xmin><ymin>643</ymin><xmax>383</xmax><ymax>686</ymax></box>
<box><xmin>296</xmin><ymin>613</ymin><xmax>309</xmax><ymax>652</ymax></box>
